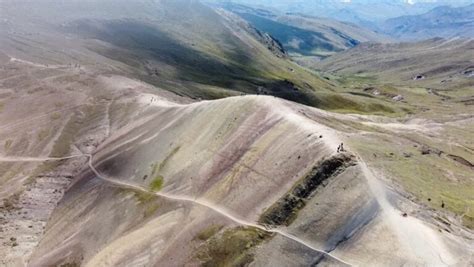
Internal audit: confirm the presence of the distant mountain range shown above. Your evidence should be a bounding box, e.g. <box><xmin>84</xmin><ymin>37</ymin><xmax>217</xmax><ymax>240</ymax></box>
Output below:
<box><xmin>209</xmin><ymin>0</ymin><xmax>474</xmax><ymax>40</ymax></box>
<box><xmin>382</xmin><ymin>4</ymin><xmax>474</xmax><ymax>40</ymax></box>
<box><xmin>207</xmin><ymin>0</ymin><xmax>474</xmax><ymax>24</ymax></box>
<box><xmin>214</xmin><ymin>3</ymin><xmax>390</xmax><ymax>58</ymax></box>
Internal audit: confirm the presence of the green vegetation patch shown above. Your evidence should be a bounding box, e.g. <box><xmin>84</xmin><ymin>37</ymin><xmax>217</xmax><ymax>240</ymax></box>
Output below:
<box><xmin>349</xmin><ymin>135</ymin><xmax>474</xmax><ymax>229</ymax></box>
<box><xmin>120</xmin><ymin>188</ymin><xmax>160</xmax><ymax>218</ymax></box>
<box><xmin>196</xmin><ymin>226</ymin><xmax>271</xmax><ymax>267</ymax></box>
<box><xmin>463</xmin><ymin>216</ymin><xmax>474</xmax><ymax>230</ymax></box>
<box><xmin>149</xmin><ymin>176</ymin><xmax>164</xmax><ymax>192</ymax></box>
<box><xmin>4</xmin><ymin>139</ymin><xmax>13</xmax><ymax>150</ymax></box>
<box><xmin>314</xmin><ymin>92</ymin><xmax>404</xmax><ymax>117</ymax></box>
<box><xmin>50</xmin><ymin>112</ymin><xmax>61</xmax><ymax>120</ymax></box>
<box><xmin>37</xmin><ymin>129</ymin><xmax>50</xmax><ymax>142</ymax></box>
<box><xmin>147</xmin><ymin>147</ymin><xmax>181</xmax><ymax>192</ymax></box>
<box><xmin>133</xmin><ymin>190</ymin><xmax>160</xmax><ymax>218</ymax></box>
<box><xmin>335</xmin><ymin>74</ymin><xmax>377</xmax><ymax>87</ymax></box>
<box><xmin>144</xmin><ymin>203</ymin><xmax>160</xmax><ymax>218</ymax></box>
<box><xmin>153</xmin><ymin>146</ymin><xmax>181</xmax><ymax>175</ymax></box>
<box><xmin>195</xmin><ymin>225</ymin><xmax>224</xmax><ymax>241</ymax></box>
<box><xmin>132</xmin><ymin>190</ymin><xmax>156</xmax><ymax>204</ymax></box>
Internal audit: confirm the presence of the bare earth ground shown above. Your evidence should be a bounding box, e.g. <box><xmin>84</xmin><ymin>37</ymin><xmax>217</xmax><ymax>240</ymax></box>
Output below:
<box><xmin>0</xmin><ymin>54</ymin><xmax>473</xmax><ymax>266</ymax></box>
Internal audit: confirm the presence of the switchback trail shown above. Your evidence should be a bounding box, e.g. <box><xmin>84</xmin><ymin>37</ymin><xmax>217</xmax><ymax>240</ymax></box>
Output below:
<box><xmin>0</xmin><ymin>154</ymin><xmax>354</xmax><ymax>266</ymax></box>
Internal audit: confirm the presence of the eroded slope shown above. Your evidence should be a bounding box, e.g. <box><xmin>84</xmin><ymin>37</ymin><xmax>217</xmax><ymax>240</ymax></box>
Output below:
<box><xmin>28</xmin><ymin>94</ymin><xmax>473</xmax><ymax>266</ymax></box>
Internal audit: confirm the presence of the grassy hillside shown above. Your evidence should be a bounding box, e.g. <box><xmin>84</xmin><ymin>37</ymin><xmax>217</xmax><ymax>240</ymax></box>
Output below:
<box><xmin>233</xmin><ymin>12</ymin><xmax>346</xmax><ymax>56</ymax></box>
<box><xmin>308</xmin><ymin>37</ymin><xmax>474</xmax><ymax>229</ymax></box>
<box><xmin>314</xmin><ymin>38</ymin><xmax>474</xmax><ymax>96</ymax></box>
<box><xmin>1</xmin><ymin>0</ymin><xmax>402</xmax><ymax>114</ymax></box>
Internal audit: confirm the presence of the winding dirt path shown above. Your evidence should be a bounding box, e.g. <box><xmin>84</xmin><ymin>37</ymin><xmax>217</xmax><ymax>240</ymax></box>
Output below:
<box><xmin>0</xmin><ymin>155</ymin><xmax>84</xmax><ymax>162</ymax></box>
<box><xmin>0</xmin><ymin>154</ymin><xmax>353</xmax><ymax>266</ymax></box>
<box><xmin>9</xmin><ymin>56</ymin><xmax>71</xmax><ymax>70</ymax></box>
<box><xmin>3</xmin><ymin>151</ymin><xmax>466</xmax><ymax>266</ymax></box>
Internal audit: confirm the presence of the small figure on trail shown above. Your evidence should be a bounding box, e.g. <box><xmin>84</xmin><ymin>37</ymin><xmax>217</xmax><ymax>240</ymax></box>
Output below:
<box><xmin>337</xmin><ymin>145</ymin><xmax>340</xmax><ymax>153</ymax></box>
<box><xmin>340</xmin><ymin>143</ymin><xmax>344</xmax><ymax>152</ymax></box>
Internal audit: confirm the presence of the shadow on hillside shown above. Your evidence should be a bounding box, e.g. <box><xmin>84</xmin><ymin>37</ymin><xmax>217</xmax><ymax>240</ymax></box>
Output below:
<box><xmin>236</xmin><ymin>12</ymin><xmax>350</xmax><ymax>55</ymax></box>
<box><xmin>65</xmin><ymin>20</ymin><xmax>330</xmax><ymax>103</ymax></box>
<box><xmin>66</xmin><ymin>20</ymin><xmax>260</xmax><ymax>85</ymax></box>
<box><xmin>64</xmin><ymin>19</ymin><xmax>394</xmax><ymax>114</ymax></box>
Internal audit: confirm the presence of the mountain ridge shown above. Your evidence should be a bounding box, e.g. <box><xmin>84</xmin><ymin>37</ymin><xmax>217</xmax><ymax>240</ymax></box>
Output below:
<box><xmin>382</xmin><ymin>3</ymin><xmax>474</xmax><ymax>40</ymax></box>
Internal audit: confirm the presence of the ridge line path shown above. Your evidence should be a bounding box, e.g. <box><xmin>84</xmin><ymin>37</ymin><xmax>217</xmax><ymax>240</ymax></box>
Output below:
<box><xmin>353</xmin><ymin>153</ymin><xmax>457</xmax><ymax>266</ymax></box>
<box><xmin>0</xmin><ymin>154</ymin><xmax>354</xmax><ymax>266</ymax></box>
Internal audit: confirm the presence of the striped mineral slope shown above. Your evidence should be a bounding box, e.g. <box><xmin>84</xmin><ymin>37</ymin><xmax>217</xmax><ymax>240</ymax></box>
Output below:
<box><xmin>27</xmin><ymin>94</ymin><xmax>472</xmax><ymax>266</ymax></box>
